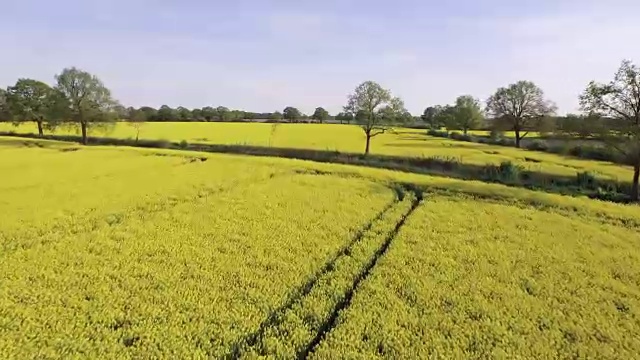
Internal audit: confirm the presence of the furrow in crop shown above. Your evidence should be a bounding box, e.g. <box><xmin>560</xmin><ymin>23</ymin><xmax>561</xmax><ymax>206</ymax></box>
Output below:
<box><xmin>300</xmin><ymin>191</ymin><xmax>422</xmax><ymax>359</ymax></box>
<box><xmin>225</xmin><ymin>191</ymin><xmax>402</xmax><ymax>359</ymax></box>
<box><xmin>230</xmin><ymin>189</ymin><xmax>421</xmax><ymax>359</ymax></box>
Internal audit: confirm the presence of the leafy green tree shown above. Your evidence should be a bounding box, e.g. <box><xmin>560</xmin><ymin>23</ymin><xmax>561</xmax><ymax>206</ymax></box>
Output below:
<box><xmin>5</xmin><ymin>79</ymin><xmax>66</xmax><ymax>136</ymax></box>
<box><xmin>55</xmin><ymin>67</ymin><xmax>118</xmax><ymax>144</ymax></box>
<box><xmin>191</xmin><ymin>108</ymin><xmax>203</xmax><ymax>121</ymax></box>
<box><xmin>201</xmin><ymin>106</ymin><xmax>216</xmax><ymax>121</ymax></box>
<box><xmin>434</xmin><ymin>105</ymin><xmax>456</xmax><ymax>130</ymax></box>
<box><xmin>447</xmin><ymin>95</ymin><xmax>483</xmax><ymax>135</ymax></box>
<box><xmin>283</xmin><ymin>106</ymin><xmax>301</xmax><ymax>123</ymax></box>
<box><xmin>177</xmin><ymin>106</ymin><xmax>192</xmax><ymax>121</ymax></box>
<box><xmin>138</xmin><ymin>106</ymin><xmax>158</xmax><ymax>121</ymax></box>
<box><xmin>486</xmin><ymin>80</ymin><xmax>556</xmax><ymax>148</ymax></box>
<box><xmin>270</xmin><ymin>111</ymin><xmax>283</xmax><ymax>121</ymax></box>
<box><xmin>0</xmin><ymin>89</ymin><xmax>10</xmax><ymax>121</ymax></box>
<box><xmin>345</xmin><ymin>81</ymin><xmax>406</xmax><ymax>155</ymax></box>
<box><xmin>311</xmin><ymin>107</ymin><xmax>330</xmax><ymax>123</ymax></box>
<box><xmin>580</xmin><ymin>60</ymin><xmax>640</xmax><ymax>201</ymax></box>
<box><xmin>334</xmin><ymin>112</ymin><xmax>353</xmax><ymax>124</ymax></box>
<box><xmin>421</xmin><ymin>106</ymin><xmax>441</xmax><ymax>128</ymax></box>
<box><xmin>215</xmin><ymin>106</ymin><xmax>230</xmax><ymax>122</ymax></box>
<box><xmin>157</xmin><ymin>105</ymin><xmax>178</xmax><ymax>122</ymax></box>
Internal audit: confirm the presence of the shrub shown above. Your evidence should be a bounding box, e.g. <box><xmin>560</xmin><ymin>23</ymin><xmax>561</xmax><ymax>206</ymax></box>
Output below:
<box><xmin>498</xmin><ymin>161</ymin><xmax>522</xmax><ymax>182</ymax></box>
<box><xmin>179</xmin><ymin>140</ymin><xmax>189</xmax><ymax>149</ymax></box>
<box><xmin>497</xmin><ymin>138</ymin><xmax>516</xmax><ymax>147</ymax></box>
<box><xmin>576</xmin><ymin>171</ymin><xmax>597</xmax><ymax>189</ymax></box>
<box><xmin>484</xmin><ymin>161</ymin><xmax>523</xmax><ymax>183</ymax></box>
<box><xmin>525</xmin><ymin>140</ymin><xmax>549</xmax><ymax>152</ymax></box>
<box><xmin>427</xmin><ymin>129</ymin><xmax>449</xmax><ymax>138</ymax></box>
<box><xmin>449</xmin><ymin>132</ymin><xmax>474</xmax><ymax>142</ymax></box>
<box><xmin>489</xmin><ymin>129</ymin><xmax>503</xmax><ymax>140</ymax></box>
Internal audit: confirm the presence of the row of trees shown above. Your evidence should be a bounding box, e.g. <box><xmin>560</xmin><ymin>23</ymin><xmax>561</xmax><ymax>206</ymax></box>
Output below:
<box><xmin>1</xmin><ymin>61</ymin><xmax>639</xmax><ymax>200</ymax></box>
<box><xmin>0</xmin><ymin>68</ymin><xmax>119</xmax><ymax>144</ymax></box>
<box><xmin>127</xmin><ymin>105</ymin><xmax>341</xmax><ymax>123</ymax></box>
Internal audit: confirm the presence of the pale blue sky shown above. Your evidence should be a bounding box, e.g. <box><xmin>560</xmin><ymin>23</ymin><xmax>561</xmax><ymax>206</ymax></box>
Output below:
<box><xmin>2</xmin><ymin>0</ymin><xmax>639</xmax><ymax>114</ymax></box>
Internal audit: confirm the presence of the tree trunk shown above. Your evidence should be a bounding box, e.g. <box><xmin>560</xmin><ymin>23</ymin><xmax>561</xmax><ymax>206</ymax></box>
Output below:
<box><xmin>81</xmin><ymin>122</ymin><xmax>88</xmax><ymax>145</ymax></box>
<box><xmin>36</xmin><ymin>120</ymin><xmax>44</xmax><ymax>137</ymax></box>
<box><xmin>514</xmin><ymin>128</ymin><xmax>521</xmax><ymax>148</ymax></box>
<box><xmin>364</xmin><ymin>133</ymin><xmax>371</xmax><ymax>155</ymax></box>
<box><xmin>463</xmin><ymin>127</ymin><xmax>468</xmax><ymax>135</ymax></box>
<box><xmin>632</xmin><ymin>162</ymin><xmax>640</xmax><ymax>202</ymax></box>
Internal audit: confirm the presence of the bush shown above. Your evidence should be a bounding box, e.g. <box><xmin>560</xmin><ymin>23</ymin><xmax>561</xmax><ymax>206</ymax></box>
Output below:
<box><xmin>427</xmin><ymin>129</ymin><xmax>449</xmax><ymax>138</ymax></box>
<box><xmin>568</xmin><ymin>145</ymin><xmax>618</xmax><ymax>163</ymax></box>
<box><xmin>489</xmin><ymin>129</ymin><xmax>503</xmax><ymax>140</ymax></box>
<box><xmin>576</xmin><ymin>171</ymin><xmax>597</xmax><ymax>189</ymax></box>
<box><xmin>525</xmin><ymin>140</ymin><xmax>549</xmax><ymax>152</ymax></box>
<box><xmin>484</xmin><ymin>161</ymin><xmax>522</xmax><ymax>183</ymax></box>
<box><xmin>179</xmin><ymin>140</ymin><xmax>189</xmax><ymax>149</ymax></box>
<box><xmin>497</xmin><ymin>138</ymin><xmax>516</xmax><ymax>147</ymax></box>
<box><xmin>449</xmin><ymin>132</ymin><xmax>474</xmax><ymax>142</ymax></box>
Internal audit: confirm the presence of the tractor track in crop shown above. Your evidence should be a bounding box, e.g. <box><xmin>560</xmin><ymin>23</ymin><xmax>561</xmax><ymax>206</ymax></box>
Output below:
<box><xmin>225</xmin><ymin>192</ymin><xmax>402</xmax><ymax>358</ymax></box>
<box><xmin>227</xmin><ymin>186</ymin><xmax>423</xmax><ymax>359</ymax></box>
<box><xmin>297</xmin><ymin>191</ymin><xmax>422</xmax><ymax>359</ymax></box>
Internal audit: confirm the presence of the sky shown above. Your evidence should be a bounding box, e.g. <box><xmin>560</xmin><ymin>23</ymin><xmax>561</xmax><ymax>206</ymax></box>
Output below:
<box><xmin>1</xmin><ymin>0</ymin><xmax>639</xmax><ymax>115</ymax></box>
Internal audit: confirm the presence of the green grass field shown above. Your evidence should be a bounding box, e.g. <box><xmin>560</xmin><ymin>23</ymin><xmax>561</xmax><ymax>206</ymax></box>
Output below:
<box><xmin>0</xmin><ymin>122</ymin><xmax>634</xmax><ymax>183</ymax></box>
<box><xmin>1</xmin><ymin>137</ymin><xmax>639</xmax><ymax>358</ymax></box>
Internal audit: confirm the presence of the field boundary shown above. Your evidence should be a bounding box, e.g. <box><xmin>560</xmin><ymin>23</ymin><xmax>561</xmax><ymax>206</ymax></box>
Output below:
<box><xmin>0</xmin><ymin>132</ymin><xmax>634</xmax><ymax>203</ymax></box>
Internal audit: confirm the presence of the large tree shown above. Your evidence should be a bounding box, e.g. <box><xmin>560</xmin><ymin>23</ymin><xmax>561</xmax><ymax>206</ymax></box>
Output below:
<box><xmin>345</xmin><ymin>81</ymin><xmax>406</xmax><ymax>155</ymax></box>
<box><xmin>55</xmin><ymin>67</ymin><xmax>118</xmax><ymax>144</ymax></box>
<box><xmin>580</xmin><ymin>60</ymin><xmax>640</xmax><ymax>201</ymax></box>
<box><xmin>447</xmin><ymin>95</ymin><xmax>484</xmax><ymax>135</ymax></box>
<box><xmin>486</xmin><ymin>80</ymin><xmax>556</xmax><ymax>147</ymax></box>
<box><xmin>177</xmin><ymin>106</ymin><xmax>192</xmax><ymax>121</ymax></box>
<box><xmin>283</xmin><ymin>106</ymin><xmax>301</xmax><ymax>123</ymax></box>
<box><xmin>137</xmin><ymin>106</ymin><xmax>158</xmax><ymax>121</ymax></box>
<box><xmin>157</xmin><ymin>105</ymin><xmax>178</xmax><ymax>122</ymax></box>
<box><xmin>421</xmin><ymin>106</ymin><xmax>441</xmax><ymax>128</ymax></box>
<box><xmin>215</xmin><ymin>106</ymin><xmax>230</xmax><ymax>122</ymax></box>
<box><xmin>0</xmin><ymin>89</ymin><xmax>9</xmax><ymax>121</ymax></box>
<box><xmin>311</xmin><ymin>107</ymin><xmax>330</xmax><ymax>123</ymax></box>
<box><xmin>5</xmin><ymin>79</ymin><xmax>66</xmax><ymax>136</ymax></box>
<box><xmin>270</xmin><ymin>111</ymin><xmax>283</xmax><ymax>121</ymax></box>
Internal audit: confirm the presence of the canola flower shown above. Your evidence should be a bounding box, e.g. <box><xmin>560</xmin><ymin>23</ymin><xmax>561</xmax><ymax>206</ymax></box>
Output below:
<box><xmin>310</xmin><ymin>195</ymin><xmax>640</xmax><ymax>359</ymax></box>
<box><xmin>1</xmin><ymin>138</ymin><xmax>639</xmax><ymax>358</ymax></box>
<box><xmin>1</xmin><ymin>121</ymin><xmax>635</xmax><ymax>181</ymax></box>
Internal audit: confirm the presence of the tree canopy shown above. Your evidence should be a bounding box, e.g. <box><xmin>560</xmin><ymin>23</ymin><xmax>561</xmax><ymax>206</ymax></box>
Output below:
<box><xmin>5</xmin><ymin>78</ymin><xmax>66</xmax><ymax>136</ymax></box>
<box><xmin>486</xmin><ymin>80</ymin><xmax>556</xmax><ymax>147</ymax></box>
<box><xmin>311</xmin><ymin>107</ymin><xmax>330</xmax><ymax>123</ymax></box>
<box><xmin>283</xmin><ymin>106</ymin><xmax>302</xmax><ymax>123</ymax></box>
<box><xmin>55</xmin><ymin>67</ymin><xmax>118</xmax><ymax>144</ymax></box>
<box><xmin>580</xmin><ymin>59</ymin><xmax>640</xmax><ymax>201</ymax></box>
<box><xmin>345</xmin><ymin>81</ymin><xmax>406</xmax><ymax>155</ymax></box>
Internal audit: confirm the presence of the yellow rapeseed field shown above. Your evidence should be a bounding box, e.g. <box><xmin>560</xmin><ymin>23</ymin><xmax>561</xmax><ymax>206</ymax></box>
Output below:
<box><xmin>1</xmin><ymin>137</ymin><xmax>639</xmax><ymax>358</ymax></box>
<box><xmin>0</xmin><ymin>122</ymin><xmax>634</xmax><ymax>182</ymax></box>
